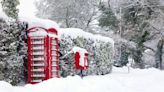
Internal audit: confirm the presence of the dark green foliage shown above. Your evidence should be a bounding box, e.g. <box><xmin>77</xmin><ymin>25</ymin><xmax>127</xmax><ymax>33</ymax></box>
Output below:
<box><xmin>0</xmin><ymin>0</ymin><xmax>28</xmax><ymax>85</ymax></box>
<box><xmin>121</xmin><ymin>1</ymin><xmax>155</xmax><ymax>68</ymax></box>
<box><xmin>0</xmin><ymin>18</ymin><xmax>26</xmax><ymax>85</ymax></box>
<box><xmin>1</xmin><ymin>0</ymin><xmax>19</xmax><ymax>19</ymax></box>
<box><xmin>119</xmin><ymin>44</ymin><xmax>129</xmax><ymax>66</ymax></box>
<box><xmin>98</xmin><ymin>4</ymin><xmax>118</xmax><ymax>30</ymax></box>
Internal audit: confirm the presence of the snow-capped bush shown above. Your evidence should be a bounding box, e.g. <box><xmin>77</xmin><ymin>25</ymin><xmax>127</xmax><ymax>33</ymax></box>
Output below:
<box><xmin>58</xmin><ymin>28</ymin><xmax>114</xmax><ymax>77</ymax></box>
<box><xmin>0</xmin><ymin>17</ymin><xmax>26</xmax><ymax>85</ymax></box>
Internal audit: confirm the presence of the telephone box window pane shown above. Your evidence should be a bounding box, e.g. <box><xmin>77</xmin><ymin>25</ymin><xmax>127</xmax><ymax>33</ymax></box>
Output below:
<box><xmin>32</xmin><ymin>46</ymin><xmax>44</xmax><ymax>50</ymax></box>
<box><xmin>52</xmin><ymin>51</ymin><xmax>56</xmax><ymax>55</ymax></box>
<box><xmin>32</xmin><ymin>51</ymin><xmax>44</xmax><ymax>55</ymax></box>
<box><xmin>31</xmin><ymin>39</ymin><xmax>44</xmax><ymax>44</ymax></box>
<box><xmin>52</xmin><ymin>62</ymin><xmax>56</xmax><ymax>66</ymax></box>
<box><xmin>32</xmin><ymin>57</ymin><xmax>44</xmax><ymax>61</ymax></box>
<box><xmin>52</xmin><ymin>56</ymin><xmax>56</xmax><ymax>61</ymax></box>
<box><xmin>52</xmin><ymin>46</ymin><xmax>56</xmax><ymax>50</ymax></box>
<box><xmin>52</xmin><ymin>67</ymin><xmax>56</xmax><ymax>71</ymax></box>
<box><xmin>52</xmin><ymin>40</ymin><xmax>56</xmax><ymax>44</ymax></box>
<box><xmin>32</xmin><ymin>62</ymin><xmax>45</xmax><ymax>66</ymax></box>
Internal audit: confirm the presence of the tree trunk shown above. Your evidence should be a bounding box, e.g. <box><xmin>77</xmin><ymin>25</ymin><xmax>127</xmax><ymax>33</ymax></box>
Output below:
<box><xmin>133</xmin><ymin>48</ymin><xmax>144</xmax><ymax>69</ymax></box>
<box><xmin>65</xmin><ymin>7</ymin><xmax>70</xmax><ymax>28</ymax></box>
<box><xmin>119</xmin><ymin>44</ymin><xmax>129</xmax><ymax>66</ymax></box>
<box><xmin>132</xmin><ymin>31</ymin><xmax>149</xmax><ymax>69</ymax></box>
<box><xmin>155</xmin><ymin>38</ymin><xmax>164</xmax><ymax>69</ymax></box>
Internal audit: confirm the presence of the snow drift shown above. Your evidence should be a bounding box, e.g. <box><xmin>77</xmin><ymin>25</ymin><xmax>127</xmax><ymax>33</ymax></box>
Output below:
<box><xmin>1</xmin><ymin>67</ymin><xmax>164</xmax><ymax>92</ymax></box>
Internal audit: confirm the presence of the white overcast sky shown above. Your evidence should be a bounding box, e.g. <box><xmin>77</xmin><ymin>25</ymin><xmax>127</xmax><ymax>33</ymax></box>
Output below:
<box><xmin>18</xmin><ymin>0</ymin><xmax>38</xmax><ymax>17</ymax></box>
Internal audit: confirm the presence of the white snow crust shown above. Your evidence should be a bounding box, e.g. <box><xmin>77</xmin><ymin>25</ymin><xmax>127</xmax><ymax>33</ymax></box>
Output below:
<box><xmin>1</xmin><ymin>67</ymin><xmax>164</xmax><ymax>92</ymax></box>
<box><xmin>59</xmin><ymin>28</ymin><xmax>114</xmax><ymax>47</ymax></box>
<box><xmin>19</xmin><ymin>16</ymin><xmax>59</xmax><ymax>30</ymax></box>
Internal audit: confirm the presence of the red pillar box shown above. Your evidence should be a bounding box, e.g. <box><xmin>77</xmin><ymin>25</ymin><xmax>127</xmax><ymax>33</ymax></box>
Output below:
<box><xmin>73</xmin><ymin>47</ymin><xmax>89</xmax><ymax>70</ymax></box>
<box><xmin>27</xmin><ymin>27</ymin><xmax>59</xmax><ymax>84</ymax></box>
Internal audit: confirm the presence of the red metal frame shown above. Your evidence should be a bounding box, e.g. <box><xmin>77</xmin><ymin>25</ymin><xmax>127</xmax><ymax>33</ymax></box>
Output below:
<box><xmin>47</xmin><ymin>28</ymin><xmax>59</xmax><ymax>78</ymax></box>
<box><xmin>27</xmin><ymin>27</ymin><xmax>58</xmax><ymax>84</ymax></box>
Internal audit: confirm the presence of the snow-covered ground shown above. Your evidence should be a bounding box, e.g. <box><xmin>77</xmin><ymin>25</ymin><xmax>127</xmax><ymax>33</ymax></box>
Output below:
<box><xmin>1</xmin><ymin>67</ymin><xmax>164</xmax><ymax>92</ymax></box>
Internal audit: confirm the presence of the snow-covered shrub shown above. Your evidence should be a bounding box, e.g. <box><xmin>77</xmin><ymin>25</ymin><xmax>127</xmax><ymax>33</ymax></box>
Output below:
<box><xmin>58</xmin><ymin>28</ymin><xmax>114</xmax><ymax>77</ymax></box>
<box><xmin>0</xmin><ymin>17</ymin><xmax>27</xmax><ymax>85</ymax></box>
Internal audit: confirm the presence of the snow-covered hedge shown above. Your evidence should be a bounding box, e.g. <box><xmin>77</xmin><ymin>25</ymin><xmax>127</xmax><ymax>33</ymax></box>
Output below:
<box><xmin>58</xmin><ymin>28</ymin><xmax>114</xmax><ymax>77</ymax></box>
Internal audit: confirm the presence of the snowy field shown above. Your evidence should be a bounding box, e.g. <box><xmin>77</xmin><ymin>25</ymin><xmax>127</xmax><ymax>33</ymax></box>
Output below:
<box><xmin>1</xmin><ymin>67</ymin><xmax>164</xmax><ymax>92</ymax></box>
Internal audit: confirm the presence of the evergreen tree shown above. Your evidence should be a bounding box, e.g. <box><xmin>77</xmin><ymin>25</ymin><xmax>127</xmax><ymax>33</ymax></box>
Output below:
<box><xmin>0</xmin><ymin>0</ymin><xmax>27</xmax><ymax>85</ymax></box>
<box><xmin>122</xmin><ymin>0</ymin><xmax>155</xmax><ymax>68</ymax></box>
<box><xmin>1</xmin><ymin>0</ymin><xmax>19</xmax><ymax>19</ymax></box>
<box><xmin>98</xmin><ymin>3</ymin><xmax>118</xmax><ymax>30</ymax></box>
<box><xmin>0</xmin><ymin>18</ymin><xmax>25</xmax><ymax>85</ymax></box>
<box><xmin>119</xmin><ymin>44</ymin><xmax>129</xmax><ymax>66</ymax></box>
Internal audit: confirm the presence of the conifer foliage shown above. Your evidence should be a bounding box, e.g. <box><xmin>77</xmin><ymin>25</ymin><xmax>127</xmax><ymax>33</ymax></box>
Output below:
<box><xmin>0</xmin><ymin>0</ymin><xmax>27</xmax><ymax>85</ymax></box>
<box><xmin>1</xmin><ymin>0</ymin><xmax>19</xmax><ymax>19</ymax></box>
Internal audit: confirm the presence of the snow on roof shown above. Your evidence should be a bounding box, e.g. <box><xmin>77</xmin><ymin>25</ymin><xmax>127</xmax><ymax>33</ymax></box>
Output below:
<box><xmin>59</xmin><ymin>28</ymin><xmax>114</xmax><ymax>46</ymax></box>
<box><xmin>28</xmin><ymin>28</ymin><xmax>47</xmax><ymax>37</ymax></box>
<box><xmin>28</xmin><ymin>27</ymin><xmax>58</xmax><ymax>38</ymax></box>
<box><xmin>19</xmin><ymin>16</ymin><xmax>59</xmax><ymax>30</ymax></box>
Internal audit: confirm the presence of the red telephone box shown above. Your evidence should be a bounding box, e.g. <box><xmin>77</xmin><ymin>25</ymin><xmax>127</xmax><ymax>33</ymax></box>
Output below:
<box><xmin>27</xmin><ymin>27</ymin><xmax>59</xmax><ymax>84</ymax></box>
<box><xmin>74</xmin><ymin>48</ymin><xmax>88</xmax><ymax>70</ymax></box>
